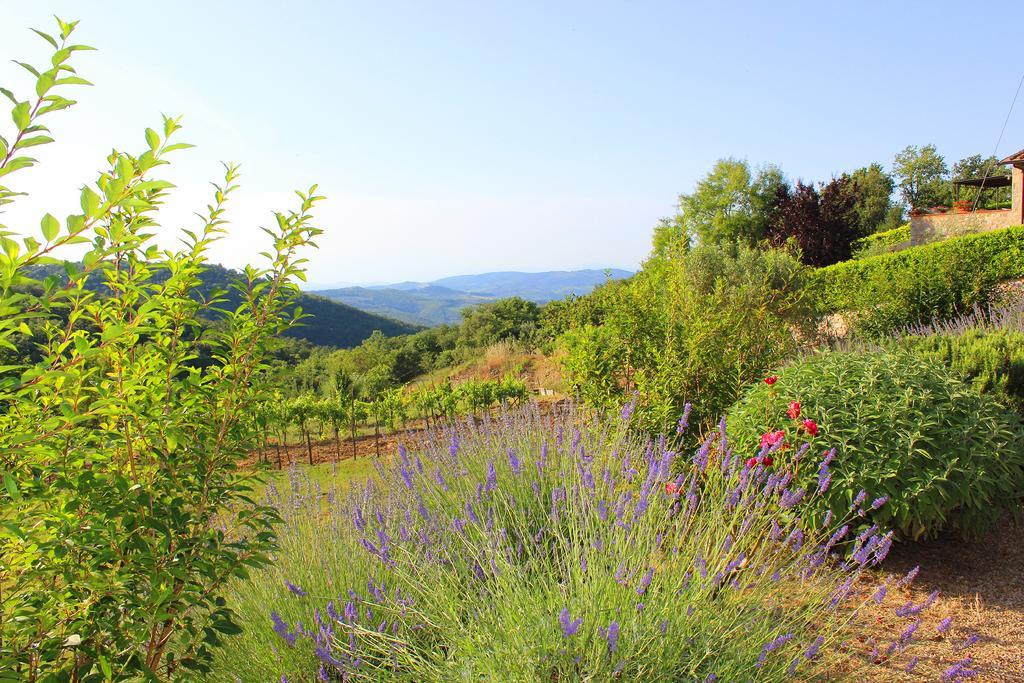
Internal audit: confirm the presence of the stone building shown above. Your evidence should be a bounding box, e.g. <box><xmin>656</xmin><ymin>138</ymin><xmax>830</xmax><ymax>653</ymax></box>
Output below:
<box><xmin>909</xmin><ymin>148</ymin><xmax>1024</xmax><ymax>245</ymax></box>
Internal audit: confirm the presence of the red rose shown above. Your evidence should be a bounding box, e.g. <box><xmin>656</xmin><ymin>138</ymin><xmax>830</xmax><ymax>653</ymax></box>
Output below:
<box><xmin>760</xmin><ymin>455</ymin><xmax>774</xmax><ymax>467</ymax></box>
<box><xmin>746</xmin><ymin>457</ymin><xmax>758</xmax><ymax>468</ymax></box>
<box><xmin>764</xmin><ymin>375</ymin><xmax>778</xmax><ymax>386</ymax></box>
<box><xmin>787</xmin><ymin>401</ymin><xmax>801</xmax><ymax>420</ymax></box>
<box><xmin>665</xmin><ymin>482</ymin><xmax>680</xmax><ymax>495</ymax></box>
<box><xmin>802</xmin><ymin>419</ymin><xmax>819</xmax><ymax>436</ymax></box>
<box><xmin>760</xmin><ymin>430</ymin><xmax>785</xmax><ymax>449</ymax></box>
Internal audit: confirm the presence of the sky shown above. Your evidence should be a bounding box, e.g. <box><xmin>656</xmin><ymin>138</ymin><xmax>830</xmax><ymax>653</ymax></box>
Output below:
<box><xmin>2</xmin><ymin>1</ymin><xmax>1023</xmax><ymax>287</ymax></box>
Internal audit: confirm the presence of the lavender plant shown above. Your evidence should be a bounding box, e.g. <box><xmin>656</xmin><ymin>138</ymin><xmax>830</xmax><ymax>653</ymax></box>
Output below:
<box><xmin>212</xmin><ymin>403</ymin><xmax>974</xmax><ymax>681</ymax></box>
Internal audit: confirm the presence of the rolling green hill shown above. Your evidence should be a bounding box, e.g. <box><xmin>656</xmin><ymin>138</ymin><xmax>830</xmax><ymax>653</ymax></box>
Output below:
<box><xmin>25</xmin><ymin>262</ymin><xmax>420</xmax><ymax>348</ymax></box>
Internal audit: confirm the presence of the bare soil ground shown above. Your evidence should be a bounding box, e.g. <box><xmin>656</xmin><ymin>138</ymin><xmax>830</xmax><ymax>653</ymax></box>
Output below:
<box><xmin>853</xmin><ymin>517</ymin><xmax>1024</xmax><ymax>681</ymax></box>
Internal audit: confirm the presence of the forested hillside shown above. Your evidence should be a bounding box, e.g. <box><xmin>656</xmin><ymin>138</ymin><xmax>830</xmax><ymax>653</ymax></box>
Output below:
<box><xmin>24</xmin><ymin>262</ymin><xmax>420</xmax><ymax>348</ymax></box>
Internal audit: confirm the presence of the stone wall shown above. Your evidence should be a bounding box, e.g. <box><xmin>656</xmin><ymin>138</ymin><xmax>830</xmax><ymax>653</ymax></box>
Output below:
<box><xmin>909</xmin><ymin>164</ymin><xmax>1024</xmax><ymax>246</ymax></box>
<box><xmin>909</xmin><ymin>209</ymin><xmax>1017</xmax><ymax>245</ymax></box>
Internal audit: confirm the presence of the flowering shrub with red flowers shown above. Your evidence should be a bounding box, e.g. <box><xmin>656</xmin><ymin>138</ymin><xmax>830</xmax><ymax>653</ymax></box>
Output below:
<box><xmin>729</xmin><ymin>350</ymin><xmax>1024</xmax><ymax>540</ymax></box>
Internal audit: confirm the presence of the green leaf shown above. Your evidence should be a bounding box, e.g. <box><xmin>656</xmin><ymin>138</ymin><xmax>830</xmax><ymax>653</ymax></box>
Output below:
<box><xmin>98</xmin><ymin>655</ymin><xmax>112</xmax><ymax>679</ymax></box>
<box><xmin>11</xmin><ymin>102</ymin><xmax>31</xmax><ymax>131</ymax></box>
<box><xmin>17</xmin><ymin>135</ymin><xmax>54</xmax><ymax>149</ymax></box>
<box><xmin>144</xmin><ymin>128</ymin><xmax>160</xmax><ymax>151</ymax></box>
<box><xmin>80</xmin><ymin>186</ymin><xmax>101</xmax><ymax>217</ymax></box>
<box><xmin>3</xmin><ymin>474</ymin><xmax>20</xmax><ymax>501</ymax></box>
<box><xmin>31</xmin><ymin>28</ymin><xmax>59</xmax><ymax>49</ymax></box>
<box><xmin>40</xmin><ymin>213</ymin><xmax>59</xmax><ymax>241</ymax></box>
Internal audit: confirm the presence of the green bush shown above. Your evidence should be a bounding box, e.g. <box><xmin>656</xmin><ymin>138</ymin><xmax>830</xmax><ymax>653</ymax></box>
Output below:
<box><xmin>562</xmin><ymin>242</ymin><xmax>813</xmax><ymax>434</ymax></box>
<box><xmin>727</xmin><ymin>349</ymin><xmax>1024</xmax><ymax>540</ymax></box>
<box><xmin>893</xmin><ymin>327</ymin><xmax>1024</xmax><ymax>413</ymax></box>
<box><xmin>815</xmin><ymin>224</ymin><xmax>1024</xmax><ymax>335</ymax></box>
<box><xmin>0</xmin><ymin>19</ymin><xmax>321</xmax><ymax>679</ymax></box>
<box><xmin>851</xmin><ymin>224</ymin><xmax>910</xmax><ymax>259</ymax></box>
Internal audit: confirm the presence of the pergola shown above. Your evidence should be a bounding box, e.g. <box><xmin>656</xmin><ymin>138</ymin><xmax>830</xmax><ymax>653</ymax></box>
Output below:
<box><xmin>951</xmin><ymin>174</ymin><xmax>1011</xmax><ymax>201</ymax></box>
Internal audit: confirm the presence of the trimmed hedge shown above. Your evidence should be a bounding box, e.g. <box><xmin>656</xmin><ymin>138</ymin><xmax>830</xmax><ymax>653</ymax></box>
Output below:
<box><xmin>727</xmin><ymin>349</ymin><xmax>1024</xmax><ymax>540</ymax></box>
<box><xmin>851</xmin><ymin>224</ymin><xmax>910</xmax><ymax>259</ymax></box>
<box><xmin>815</xmin><ymin>224</ymin><xmax>1024</xmax><ymax>335</ymax></box>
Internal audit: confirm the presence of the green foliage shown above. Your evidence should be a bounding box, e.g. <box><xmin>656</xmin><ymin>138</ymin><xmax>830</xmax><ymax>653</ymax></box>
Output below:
<box><xmin>814</xmin><ymin>224</ymin><xmax>1024</xmax><ymax>335</ymax></box>
<box><xmin>892</xmin><ymin>144</ymin><xmax>949</xmax><ymax>209</ymax></box>
<box><xmin>849</xmin><ymin>163</ymin><xmax>897</xmax><ymax>235</ymax></box>
<box><xmin>0</xmin><ymin>20</ymin><xmax>322</xmax><ymax>680</ymax></box>
<box><xmin>850</xmin><ymin>224</ymin><xmax>910</xmax><ymax>259</ymax></box>
<box><xmin>458</xmin><ymin>296</ymin><xmax>540</xmax><ymax>348</ymax></box>
<box><xmin>952</xmin><ymin>153</ymin><xmax>1011</xmax><ymax>209</ymax></box>
<box><xmin>727</xmin><ymin>349</ymin><xmax>1024</xmax><ymax>540</ymax></box>
<box><xmin>674</xmin><ymin>159</ymin><xmax>787</xmax><ymax>248</ymax></box>
<box><xmin>563</xmin><ymin>242</ymin><xmax>812</xmax><ymax>433</ymax></box>
<box><xmin>893</xmin><ymin>327</ymin><xmax>1024</xmax><ymax>413</ymax></box>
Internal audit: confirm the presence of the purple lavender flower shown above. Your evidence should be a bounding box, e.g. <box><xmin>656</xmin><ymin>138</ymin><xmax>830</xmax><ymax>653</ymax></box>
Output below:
<box><xmin>621</xmin><ymin>392</ymin><xmax>638</xmax><ymax>421</ymax></box>
<box><xmin>901</xmin><ymin>565</ymin><xmax>920</xmax><ymax>586</ymax></box>
<box><xmin>804</xmin><ymin>635</ymin><xmax>823</xmax><ymax>660</ymax></box>
<box><xmin>558</xmin><ymin>608</ymin><xmax>582</xmax><ymax>637</ymax></box>
<box><xmin>899</xmin><ymin>619</ymin><xmax>920</xmax><ymax>643</ymax></box>
<box><xmin>636</xmin><ymin>566</ymin><xmax>654</xmax><ymax>596</ymax></box>
<box><xmin>604</xmin><ymin>620</ymin><xmax>619</xmax><ymax>653</ymax></box>
<box><xmin>871</xmin><ymin>584</ymin><xmax>887</xmax><ymax>604</ymax></box>
<box><xmin>850</xmin><ymin>489</ymin><xmax>867</xmax><ymax>511</ymax></box>
<box><xmin>958</xmin><ymin>634</ymin><xmax>980</xmax><ymax>650</ymax></box>
<box><xmin>271</xmin><ymin>611</ymin><xmax>297</xmax><ymax>646</ymax></box>
<box><xmin>817</xmin><ymin>465</ymin><xmax>832</xmax><ymax>493</ymax></box>
<box><xmin>937</xmin><ymin>617</ymin><xmax>953</xmax><ymax>634</ymax></box>
<box><xmin>905</xmin><ymin>656</ymin><xmax>919</xmax><ymax>673</ymax></box>
<box><xmin>702</xmin><ymin>675</ymin><xmax>717</xmax><ymax>683</ymax></box>
<box><xmin>942</xmin><ymin>657</ymin><xmax>977</xmax><ymax>681</ymax></box>
<box><xmin>870</xmin><ymin>495</ymin><xmax>889</xmax><ymax>510</ymax></box>
<box><xmin>757</xmin><ymin>633</ymin><xmax>794</xmax><ymax>667</ymax></box>
<box><xmin>285</xmin><ymin>580</ymin><xmax>307</xmax><ymax>597</ymax></box>
<box><xmin>676</xmin><ymin>402</ymin><xmax>692</xmax><ymax>433</ymax></box>
<box><xmin>485</xmin><ymin>460</ymin><xmax>497</xmax><ymax>492</ymax></box>
<box><xmin>507</xmin><ymin>448</ymin><xmax>521</xmax><ymax>475</ymax></box>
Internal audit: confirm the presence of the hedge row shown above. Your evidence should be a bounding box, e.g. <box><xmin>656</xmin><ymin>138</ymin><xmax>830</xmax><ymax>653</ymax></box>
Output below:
<box><xmin>851</xmin><ymin>224</ymin><xmax>910</xmax><ymax>259</ymax></box>
<box><xmin>815</xmin><ymin>224</ymin><xmax>1024</xmax><ymax>334</ymax></box>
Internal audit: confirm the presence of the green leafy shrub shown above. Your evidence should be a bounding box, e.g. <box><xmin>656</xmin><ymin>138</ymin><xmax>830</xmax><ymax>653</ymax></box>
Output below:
<box><xmin>727</xmin><ymin>349</ymin><xmax>1024</xmax><ymax>540</ymax></box>
<box><xmin>562</xmin><ymin>241</ymin><xmax>813</xmax><ymax>434</ymax></box>
<box><xmin>851</xmin><ymin>224</ymin><xmax>910</xmax><ymax>259</ymax></box>
<box><xmin>893</xmin><ymin>328</ymin><xmax>1024</xmax><ymax>413</ymax></box>
<box><xmin>815</xmin><ymin>224</ymin><xmax>1024</xmax><ymax>335</ymax></box>
<box><xmin>0</xmin><ymin>19</ymin><xmax>321</xmax><ymax>680</ymax></box>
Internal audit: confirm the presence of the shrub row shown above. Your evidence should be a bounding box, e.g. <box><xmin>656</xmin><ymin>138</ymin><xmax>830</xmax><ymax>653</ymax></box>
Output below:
<box><xmin>851</xmin><ymin>223</ymin><xmax>910</xmax><ymax>259</ymax></box>
<box><xmin>815</xmin><ymin>224</ymin><xmax>1024</xmax><ymax>335</ymax></box>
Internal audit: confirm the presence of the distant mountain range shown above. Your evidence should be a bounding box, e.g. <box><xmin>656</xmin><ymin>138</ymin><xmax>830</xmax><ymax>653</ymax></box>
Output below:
<box><xmin>311</xmin><ymin>269</ymin><xmax>632</xmax><ymax>326</ymax></box>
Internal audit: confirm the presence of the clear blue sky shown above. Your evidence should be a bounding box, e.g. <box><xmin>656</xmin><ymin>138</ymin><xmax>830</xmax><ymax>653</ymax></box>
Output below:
<box><xmin>3</xmin><ymin>1</ymin><xmax>1023</xmax><ymax>286</ymax></box>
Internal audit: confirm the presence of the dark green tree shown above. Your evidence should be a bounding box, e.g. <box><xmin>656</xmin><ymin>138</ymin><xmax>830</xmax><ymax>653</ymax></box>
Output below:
<box><xmin>849</xmin><ymin>163</ymin><xmax>896</xmax><ymax>235</ymax></box>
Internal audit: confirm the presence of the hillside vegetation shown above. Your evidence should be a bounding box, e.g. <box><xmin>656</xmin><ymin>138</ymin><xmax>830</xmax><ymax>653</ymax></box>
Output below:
<box><xmin>2</xmin><ymin>17</ymin><xmax>1014</xmax><ymax>683</ymax></box>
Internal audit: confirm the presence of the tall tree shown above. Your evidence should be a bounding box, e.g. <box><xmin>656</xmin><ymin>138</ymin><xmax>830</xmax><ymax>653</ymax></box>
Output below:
<box><xmin>678</xmin><ymin>158</ymin><xmax>756</xmax><ymax>245</ymax></box>
<box><xmin>768</xmin><ymin>176</ymin><xmax>860</xmax><ymax>267</ymax></box>
<box><xmin>849</xmin><ymin>163</ymin><xmax>896</xmax><ymax>235</ymax></box>
<box><xmin>892</xmin><ymin>144</ymin><xmax>949</xmax><ymax>209</ymax></box>
<box><xmin>676</xmin><ymin>159</ymin><xmax>786</xmax><ymax>247</ymax></box>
